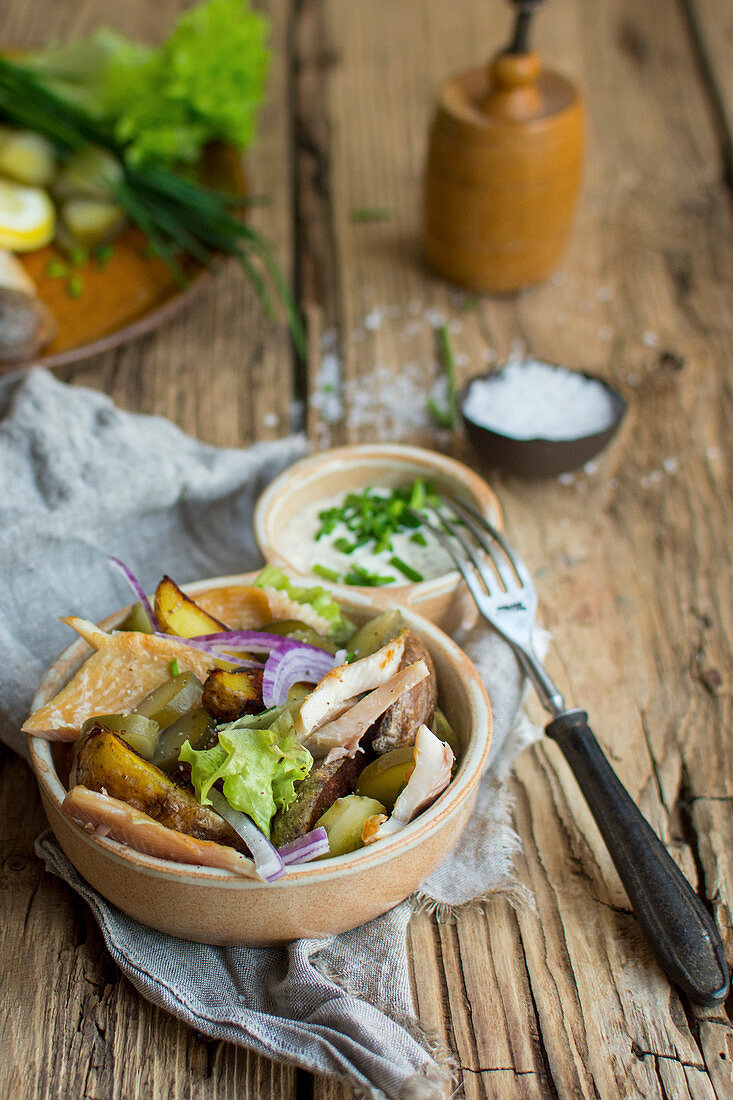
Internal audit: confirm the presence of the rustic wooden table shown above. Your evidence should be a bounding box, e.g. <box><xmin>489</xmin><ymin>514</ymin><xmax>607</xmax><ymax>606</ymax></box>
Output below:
<box><xmin>3</xmin><ymin>1</ymin><xmax>732</xmax><ymax>1097</ymax></box>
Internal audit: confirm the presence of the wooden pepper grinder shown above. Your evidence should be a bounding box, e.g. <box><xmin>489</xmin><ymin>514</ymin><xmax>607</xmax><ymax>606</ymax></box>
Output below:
<box><xmin>424</xmin><ymin>0</ymin><xmax>584</xmax><ymax>293</ymax></box>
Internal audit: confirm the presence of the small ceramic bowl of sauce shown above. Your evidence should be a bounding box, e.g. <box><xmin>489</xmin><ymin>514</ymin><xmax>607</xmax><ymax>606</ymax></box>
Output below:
<box><xmin>460</xmin><ymin>358</ymin><xmax>626</xmax><ymax>478</ymax></box>
<box><xmin>254</xmin><ymin>443</ymin><xmax>502</xmax><ymax>634</ymax></box>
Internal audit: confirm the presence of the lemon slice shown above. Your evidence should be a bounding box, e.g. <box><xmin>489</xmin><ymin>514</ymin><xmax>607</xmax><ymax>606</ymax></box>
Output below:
<box><xmin>0</xmin><ymin>179</ymin><xmax>55</xmax><ymax>251</ymax></box>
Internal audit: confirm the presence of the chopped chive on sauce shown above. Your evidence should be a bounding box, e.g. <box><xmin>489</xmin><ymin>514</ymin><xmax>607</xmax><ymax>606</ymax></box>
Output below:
<box><xmin>315</xmin><ymin>480</ymin><xmax>439</xmax><ymax>548</ymax></box>
<box><xmin>169</xmin><ymin>659</ymin><xmax>180</xmax><ymax>677</ymax></box>
<box><xmin>389</xmin><ymin>556</ymin><xmax>424</xmax><ymax>583</ymax></box>
<box><xmin>344</xmin><ymin>566</ymin><xmax>396</xmax><ymax>587</ymax></box>
<box><xmin>313</xmin><ymin>564</ymin><xmax>341</xmax><ymax>582</ymax></box>
<box><xmin>303</xmin><ymin>478</ymin><xmax>449</xmax><ymax>588</ymax></box>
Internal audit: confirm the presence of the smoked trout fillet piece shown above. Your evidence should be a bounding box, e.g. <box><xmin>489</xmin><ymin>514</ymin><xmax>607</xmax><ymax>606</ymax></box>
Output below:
<box><xmin>195</xmin><ymin>583</ymin><xmax>333</xmax><ymax>636</ymax></box>
<box><xmin>23</xmin><ymin>617</ymin><xmax>219</xmax><ymax>741</ymax></box>
<box><xmin>63</xmin><ymin>786</ymin><xmax>260</xmax><ymax>878</ymax></box>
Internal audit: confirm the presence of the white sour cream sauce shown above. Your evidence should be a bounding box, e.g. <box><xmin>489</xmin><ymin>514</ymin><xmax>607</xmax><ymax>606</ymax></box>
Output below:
<box><xmin>279</xmin><ymin>489</ymin><xmax>456</xmax><ymax>585</ymax></box>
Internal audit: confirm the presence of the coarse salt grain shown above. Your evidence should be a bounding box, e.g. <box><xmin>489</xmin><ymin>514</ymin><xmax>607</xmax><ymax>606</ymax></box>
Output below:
<box><xmin>363</xmin><ymin>308</ymin><xmax>384</xmax><ymax>330</ymax></box>
<box><xmin>320</xmin><ymin>326</ymin><xmax>337</xmax><ymax>351</ymax></box>
<box><xmin>424</xmin><ymin>307</ymin><xmax>446</xmax><ymax>328</ymax></box>
<box><xmin>463</xmin><ymin>359</ymin><xmax>617</xmax><ymax>441</ymax></box>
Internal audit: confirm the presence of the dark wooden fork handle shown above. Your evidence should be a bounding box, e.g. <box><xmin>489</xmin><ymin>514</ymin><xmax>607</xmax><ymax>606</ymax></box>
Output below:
<box><xmin>545</xmin><ymin>709</ymin><xmax>729</xmax><ymax>1006</ymax></box>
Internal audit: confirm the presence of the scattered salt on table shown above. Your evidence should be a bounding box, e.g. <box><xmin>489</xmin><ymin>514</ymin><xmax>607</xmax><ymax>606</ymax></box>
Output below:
<box><xmin>463</xmin><ymin>359</ymin><xmax>617</xmax><ymax>441</ymax></box>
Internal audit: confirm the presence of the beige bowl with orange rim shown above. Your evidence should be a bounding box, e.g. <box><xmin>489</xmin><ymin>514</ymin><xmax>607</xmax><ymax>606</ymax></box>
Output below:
<box><xmin>254</xmin><ymin>443</ymin><xmax>502</xmax><ymax>634</ymax></box>
<box><xmin>28</xmin><ymin>573</ymin><xmax>491</xmax><ymax>945</ymax></box>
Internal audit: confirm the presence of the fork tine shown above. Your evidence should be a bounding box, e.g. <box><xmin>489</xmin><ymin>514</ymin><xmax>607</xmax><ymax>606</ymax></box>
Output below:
<box><xmin>441</xmin><ymin>495</ymin><xmax>534</xmax><ymax>588</ymax></box>
<box><xmin>422</xmin><ymin>503</ymin><xmax>505</xmax><ymax>594</ymax></box>
<box><xmin>418</xmin><ymin>510</ymin><xmax>497</xmax><ymax>605</ymax></box>
<box><xmin>439</xmin><ymin>500</ymin><xmax>516</xmax><ymax>590</ymax></box>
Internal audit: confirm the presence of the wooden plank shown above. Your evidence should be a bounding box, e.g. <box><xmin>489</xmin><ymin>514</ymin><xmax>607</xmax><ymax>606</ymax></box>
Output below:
<box><xmin>300</xmin><ymin>1</ymin><xmax>733</xmax><ymax>1099</ymax></box>
<box><xmin>681</xmin><ymin>0</ymin><xmax>733</xmax><ymax>183</ymax></box>
<box><xmin>0</xmin><ymin>748</ymin><xmax>300</xmax><ymax>1100</ymax></box>
<box><xmin>3</xmin><ymin>0</ymin><xmax>733</xmax><ymax>1097</ymax></box>
<box><xmin>0</xmin><ymin>1</ymin><xmax>298</xmax><ymax>1098</ymax></box>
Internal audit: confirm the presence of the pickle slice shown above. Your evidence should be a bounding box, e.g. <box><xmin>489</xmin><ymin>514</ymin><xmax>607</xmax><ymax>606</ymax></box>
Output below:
<box><xmin>355</xmin><ymin>745</ymin><xmax>414</xmax><ymax>811</ymax></box>
<box><xmin>81</xmin><ymin>713</ymin><xmax>160</xmax><ymax>760</ymax></box>
<box><xmin>117</xmin><ymin>601</ymin><xmax>154</xmax><ymax>634</ymax></box>
<box><xmin>262</xmin><ymin>619</ymin><xmax>338</xmax><ymax>654</ymax></box>
<box><xmin>348</xmin><ymin>610</ymin><xmax>404</xmax><ymax>661</ymax></box>
<box><xmin>152</xmin><ymin>706</ymin><xmax>215</xmax><ymax>772</ymax></box>
<box><xmin>135</xmin><ymin>671</ymin><xmax>203</xmax><ymax>730</ymax></box>
<box><xmin>315</xmin><ymin>794</ymin><xmax>386</xmax><ymax>857</ymax></box>
<box><xmin>432</xmin><ymin>708</ymin><xmax>460</xmax><ymax>755</ymax></box>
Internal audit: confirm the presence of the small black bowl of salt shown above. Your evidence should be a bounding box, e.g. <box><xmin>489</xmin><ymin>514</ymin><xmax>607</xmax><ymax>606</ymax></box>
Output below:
<box><xmin>460</xmin><ymin>359</ymin><xmax>626</xmax><ymax>478</ymax></box>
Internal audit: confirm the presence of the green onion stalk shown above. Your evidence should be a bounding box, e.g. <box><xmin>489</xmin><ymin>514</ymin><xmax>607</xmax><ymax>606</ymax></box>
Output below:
<box><xmin>0</xmin><ymin>55</ymin><xmax>305</xmax><ymax>357</ymax></box>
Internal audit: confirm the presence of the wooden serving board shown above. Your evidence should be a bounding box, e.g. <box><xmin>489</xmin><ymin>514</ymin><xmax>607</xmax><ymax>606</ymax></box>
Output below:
<box><xmin>6</xmin><ymin>144</ymin><xmax>245</xmax><ymax>372</ymax></box>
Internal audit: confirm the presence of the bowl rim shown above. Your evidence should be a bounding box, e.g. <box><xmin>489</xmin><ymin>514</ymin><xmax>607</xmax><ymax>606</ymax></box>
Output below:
<box><xmin>460</xmin><ymin>364</ymin><xmax>627</xmax><ymax>448</ymax></box>
<box><xmin>253</xmin><ymin>442</ymin><xmax>502</xmax><ymax>601</ymax></box>
<box><xmin>28</xmin><ymin>572</ymin><xmax>492</xmax><ymax>888</ymax></box>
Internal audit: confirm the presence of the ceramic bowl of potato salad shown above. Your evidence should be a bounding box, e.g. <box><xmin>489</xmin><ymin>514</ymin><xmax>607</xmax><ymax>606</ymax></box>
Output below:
<box><xmin>26</xmin><ymin>561</ymin><xmax>491</xmax><ymax>944</ymax></box>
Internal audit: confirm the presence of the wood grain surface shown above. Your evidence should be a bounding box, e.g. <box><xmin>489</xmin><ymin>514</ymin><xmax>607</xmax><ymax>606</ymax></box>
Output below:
<box><xmin>2</xmin><ymin>1</ymin><xmax>732</xmax><ymax>1098</ymax></box>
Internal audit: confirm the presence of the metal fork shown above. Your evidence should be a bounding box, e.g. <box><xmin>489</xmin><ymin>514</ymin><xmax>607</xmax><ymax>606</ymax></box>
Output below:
<box><xmin>420</xmin><ymin>495</ymin><xmax>729</xmax><ymax>1007</ymax></box>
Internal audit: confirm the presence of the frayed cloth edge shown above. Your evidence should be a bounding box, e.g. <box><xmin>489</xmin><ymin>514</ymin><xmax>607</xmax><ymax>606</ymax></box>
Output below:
<box><xmin>311</xmin><ymin>956</ymin><xmax>458</xmax><ymax>1099</ymax></box>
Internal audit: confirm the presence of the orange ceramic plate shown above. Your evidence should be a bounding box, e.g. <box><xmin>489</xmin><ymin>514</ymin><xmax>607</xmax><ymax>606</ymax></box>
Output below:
<box><xmin>7</xmin><ymin>144</ymin><xmax>245</xmax><ymax>372</ymax></box>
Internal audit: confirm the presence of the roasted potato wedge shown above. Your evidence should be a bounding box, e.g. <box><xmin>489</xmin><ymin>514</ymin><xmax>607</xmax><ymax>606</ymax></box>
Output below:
<box><xmin>72</xmin><ymin>723</ymin><xmax>243</xmax><ymax>849</ymax></box>
<box><xmin>270</xmin><ymin>754</ymin><xmax>366</xmax><ymax>848</ymax></box>
<box><xmin>202</xmin><ymin>668</ymin><xmax>264</xmax><ymax>722</ymax></box>
<box><xmin>155</xmin><ymin>575</ymin><xmax>229</xmax><ymax>638</ymax></box>
<box><xmin>370</xmin><ymin>630</ymin><xmax>437</xmax><ymax>755</ymax></box>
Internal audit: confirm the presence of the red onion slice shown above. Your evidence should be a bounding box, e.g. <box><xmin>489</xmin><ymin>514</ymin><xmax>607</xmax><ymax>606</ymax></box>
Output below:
<box><xmin>191</xmin><ymin>630</ymin><xmax>331</xmax><ymax>656</ymax></box>
<box><xmin>262</xmin><ymin>646</ymin><xmax>336</xmax><ymax>707</ymax></box>
<box><xmin>208</xmin><ymin>789</ymin><xmax>285</xmax><ymax>882</ymax></box>
<box><xmin>152</xmin><ymin>634</ymin><xmax>262</xmax><ymax>668</ymax></box>
<box><xmin>108</xmin><ymin>557</ymin><xmax>160</xmax><ymax>632</ymax></box>
<box><xmin>278</xmin><ymin>827</ymin><xmax>330</xmax><ymax>864</ymax></box>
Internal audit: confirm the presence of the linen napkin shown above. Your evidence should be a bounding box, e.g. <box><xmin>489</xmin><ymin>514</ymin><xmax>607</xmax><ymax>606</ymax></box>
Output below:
<box><xmin>0</xmin><ymin>368</ymin><xmax>539</xmax><ymax>1100</ymax></box>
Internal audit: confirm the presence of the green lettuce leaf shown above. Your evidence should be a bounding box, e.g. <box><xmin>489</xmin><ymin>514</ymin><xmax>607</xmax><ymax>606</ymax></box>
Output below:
<box><xmin>254</xmin><ymin>565</ymin><xmax>354</xmax><ymax>644</ymax></box>
<box><xmin>179</xmin><ymin>711</ymin><xmax>312</xmax><ymax>838</ymax></box>
<box><xmin>24</xmin><ymin>0</ymin><xmax>270</xmax><ymax>168</ymax></box>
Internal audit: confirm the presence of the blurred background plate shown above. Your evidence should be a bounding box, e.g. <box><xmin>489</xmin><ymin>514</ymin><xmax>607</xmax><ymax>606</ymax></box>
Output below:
<box><xmin>8</xmin><ymin>143</ymin><xmax>245</xmax><ymax>372</ymax></box>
